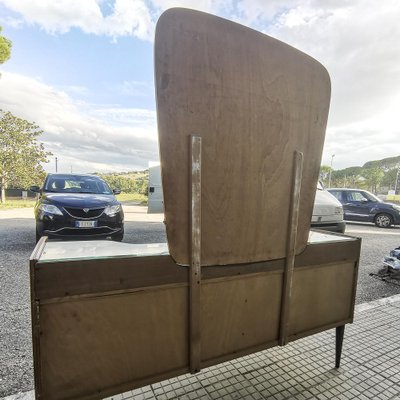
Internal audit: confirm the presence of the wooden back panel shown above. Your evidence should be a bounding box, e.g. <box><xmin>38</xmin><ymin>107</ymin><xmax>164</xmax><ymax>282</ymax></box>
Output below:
<box><xmin>155</xmin><ymin>8</ymin><xmax>330</xmax><ymax>266</ymax></box>
<box><xmin>31</xmin><ymin>235</ymin><xmax>360</xmax><ymax>400</ymax></box>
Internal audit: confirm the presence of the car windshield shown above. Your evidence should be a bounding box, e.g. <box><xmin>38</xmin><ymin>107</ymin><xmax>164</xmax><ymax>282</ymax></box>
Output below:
<box><xmin>44</xmin><ymin>175</ymin><xmax>113</xmax><ymax>195</ymax></box>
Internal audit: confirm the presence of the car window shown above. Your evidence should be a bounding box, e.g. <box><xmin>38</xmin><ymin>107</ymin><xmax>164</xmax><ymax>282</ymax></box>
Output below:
<box><xmin>346</xmin><ymin>191</ymin><xmax>369</xmax><ymax>202</ymax></box>
<box><xmin>363</xmin><ymin>191</ymin><xmax>382</xmax><ymax>202</ymax></box>
<box><xmin>329</xmin><ymin>190</ymin><xmax>343</xmax><ymax>202</ymax></box>
<box><xmin>44</xmin><ymin>176</ymin><xmax>113</xmax><ymax>194</ymax></box>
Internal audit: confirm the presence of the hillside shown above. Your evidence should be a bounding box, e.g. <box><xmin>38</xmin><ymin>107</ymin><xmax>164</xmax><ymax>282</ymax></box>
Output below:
<box><xmin>362</xmin><ymin>155</ymin><xmax>400</xmax><ymax>170</ymax></box>
<box><xmin>321</xmin><ymin>155</ymin><xmax>400</xmax><ymax>194</ymax></box>
<box><xmin>96</xmin><ymin>170</ymin><xmax>149</xmax><ymax>196</ymax></box>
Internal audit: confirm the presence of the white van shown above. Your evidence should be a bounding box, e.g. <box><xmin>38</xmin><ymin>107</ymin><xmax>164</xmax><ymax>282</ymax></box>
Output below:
<box><xmin>311</xmin><ymin>182</ymin><xmax>346</xmax><ymax>233</ymax></box>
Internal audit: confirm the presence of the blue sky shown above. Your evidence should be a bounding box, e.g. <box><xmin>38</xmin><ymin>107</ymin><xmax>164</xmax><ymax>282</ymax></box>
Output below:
<box><xmin>5</xmin><ymin>22</ymin><xmax>155</xmax><ymax>109</ymax></box>
<box><xmin>1</xmin><ymin>2</ymin><xmax>156</xmax><ymax>110</ymax></box>
<box><xmin>0</xmin><ymin>0</ymin><xmax>400</xmax><ymax>173</ymax></box>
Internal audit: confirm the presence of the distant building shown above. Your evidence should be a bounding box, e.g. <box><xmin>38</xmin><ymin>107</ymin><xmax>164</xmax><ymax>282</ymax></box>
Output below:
<box><xmin>147</xmin><ymin>164</ymin><xmax>164</xmax><ymax>213</ymax></box>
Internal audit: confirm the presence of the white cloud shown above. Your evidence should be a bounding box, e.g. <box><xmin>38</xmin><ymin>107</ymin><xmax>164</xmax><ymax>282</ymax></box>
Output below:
<box><xmin>233</xmin><ymin>0</ymin><xmax>400</xmax><ymax>168</ymax></box>
<box><xmin>152</xmin><ymin>0</ymin><xmax>400</xmax><ymax>169</ymax></box>
<box><xmin>149</xmin><ymin>0</ymin><xmax>232</xmax><ymax>14</ymax></box>
<box><xmin>0</xmin><ymin>0</ymin><xmax>154</xmax><ymax>40</ymax></box>
<box><xmin>0</xmin><ymin>72</ymin><xmax>159</xmax><ymax>173</ymax></box>
<box><xmin>235</xmin><ymin>0</ymin><xmax>300</xmax><ymax>24</ymax></box>
<box><xmin>91</xmin><ymin>107</ymin><xmax>156</xmax><ymax>131</ymax></box>
<box><xmin>1</xmin><ymin>0</ymin><xmax>400</xmax><ymax>169</ymax></box>
<box><xmin>0</xmin><ymin>0</ymin><xmax>234</xmax><ymax>40</ymax></box>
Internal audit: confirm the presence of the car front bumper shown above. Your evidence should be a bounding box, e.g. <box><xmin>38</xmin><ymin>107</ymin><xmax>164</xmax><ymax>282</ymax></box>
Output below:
<box><xmin>36</xmin><ymin>210</ymin><xmax>124</xmax><ymax>239</ymax></box>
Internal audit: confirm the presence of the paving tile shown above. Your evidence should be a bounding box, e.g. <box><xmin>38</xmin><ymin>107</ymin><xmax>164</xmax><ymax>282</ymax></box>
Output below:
<box><xmin>102</xmin><ymin>300</ymin><xmax>400</xmax><ymax>400</ymax></box>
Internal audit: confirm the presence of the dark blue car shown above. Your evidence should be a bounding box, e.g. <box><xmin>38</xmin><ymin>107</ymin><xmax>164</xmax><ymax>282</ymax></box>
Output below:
<box><xmin>327</xmin><ymin>188</ymin><xmax>400</xmax><ymax>228</ymax></box>
<box><xmin>30</xmin><ymin>174</ymin><xmax>124</xmax><ymax>242</ymax></box>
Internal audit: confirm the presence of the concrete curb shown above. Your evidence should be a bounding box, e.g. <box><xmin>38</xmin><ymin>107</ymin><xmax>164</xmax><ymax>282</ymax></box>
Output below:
<box><xmin>355</xmin><ymin>292</ymin><xmax>400</xmax><ymax>312</ymax></box>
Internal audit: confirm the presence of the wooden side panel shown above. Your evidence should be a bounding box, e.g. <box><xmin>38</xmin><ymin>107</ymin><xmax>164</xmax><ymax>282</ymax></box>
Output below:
<box><xmin>39</xmin><ymin>286</ymin><xmax>188</xmax><ymax>400</ymax></box>
<box><xmin>155</xmin><ymin>8</ymin><xmax>331</xmax><ymax>266</ymax></box>
<box><xmin>201</xmin><ymin>273</ymin><xmax>282</xmax><ymax>361</ymax></box>
<box><xmin>288</xmin><ymin>262</ymin><xmax>356</xmax><ymax>336</ymax></box>
<box><xmin>34</xmin><ymin>255</ymin><xmax>187</xmax><ymax>300</ymax></box>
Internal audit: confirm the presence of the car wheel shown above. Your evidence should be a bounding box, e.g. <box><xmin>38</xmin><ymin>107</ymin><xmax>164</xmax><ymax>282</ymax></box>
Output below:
<box><xmin>374</xmin><ymin>213</ymin><xmax>393</xmax><ymax>228</ymax></box>
<box><xmin>112</xmin><ymin>229</ymin><xmax>124</xmax><ymax>242</ymax></box>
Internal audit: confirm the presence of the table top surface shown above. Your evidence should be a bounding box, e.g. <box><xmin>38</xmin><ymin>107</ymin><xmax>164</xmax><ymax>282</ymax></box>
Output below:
<box><xmin>36</xmin><ymin>231</ymin><xmax>355</xmax><ymax>263</ymax></box>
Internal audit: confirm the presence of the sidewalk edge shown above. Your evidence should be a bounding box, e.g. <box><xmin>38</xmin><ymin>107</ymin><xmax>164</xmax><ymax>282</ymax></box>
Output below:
<box><xmin>355</xmin><ymin>293</ymin><xmax>400</xmax><ymax>313</ymax></box>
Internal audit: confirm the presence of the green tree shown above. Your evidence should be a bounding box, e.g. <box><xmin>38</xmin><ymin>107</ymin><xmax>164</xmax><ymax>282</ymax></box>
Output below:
<box><xmin>137</xmin><ymin>176</ymin><xmax>149</xmax><ymax>195</ymax></box>
<box><xmin>362</xmin><ymin>167</ymin><xmax>384</xmax><ymax>194</ymax></box>
<box><xmin>319</xmin><ymin>165</ymin><xmax>332</xmax><ymax>186</ymax></box>
<box><xmin>331</xmin><ymin>166</ymin><xmax>363</xmax><ymax>188</ymax></box>
<box><xmin>381</xmin><ymin>167</ymin><xmax>400</xmax><ymax>191</ymax></box>
<box><xmin>98</xmin><ymin>174</ymin><xmax>136</xmax><ymax>193</ymax></box>
<box><xmin>0</xmin><ymin>110</ymin><xmax>52</xmax><ymax>203</ymax></box>
<box><xmin>0</xmin><ymin>26</ymin><xmax>12</xmax><ymax>64</ymax></box>
<box><xmin>97</xmin><ymin>171</ymin><xmax>150</xmax><ymax>196</ymax></box>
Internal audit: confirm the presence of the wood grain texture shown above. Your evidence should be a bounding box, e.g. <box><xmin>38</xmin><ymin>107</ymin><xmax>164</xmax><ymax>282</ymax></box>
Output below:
<box><xmin>201</xmin><ymin>273</ymin><xmax>282</xmax><ymax>362</ymax></box>
<box><xmin>31</xmin><ymin>238</ymin><xmax>360</xmax><ymax>400</ymax></box>
<box><xmin>288</xmin><ymin>262</ymin><xmax>356</xmax><ymax>335</ymax></box>
<box><xmin>155</xmin><ymin>8</ymin><xmax>331</xmax><ymax>266</ymax></box>
<box><xmin>279</xmin><ymin>151</ymin><xmax>303</xmax><ymax>345</ymax></box>
<box><xmin>39</xmin><ymin>286</ymin><xmax>189</xmax><ymax>400</ymax></box>
<box><xmin>190</xmin><ymin>135</ymin><xmax>202</xmax><ymax>372</ymax></box>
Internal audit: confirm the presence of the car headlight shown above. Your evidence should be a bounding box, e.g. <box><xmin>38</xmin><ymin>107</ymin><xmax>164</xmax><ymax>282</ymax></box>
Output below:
<box><xmin>392</xmin><ymin>204</ymin><xmax>400</xmax><ymax>212</ymax></box>
<box><xmin>334</xmin><ymin>206</ymin><xmax>343</xmax><ymax>215</ymax></box>
<box><xmin>104</xmin><ymin>204</ymin><xmax>121</xmax><ymax>216</ymax></box>
<box><xmin>39</xmin><ymin>204</ymin><xmax>63</xmax><ymax>215</ymax></box>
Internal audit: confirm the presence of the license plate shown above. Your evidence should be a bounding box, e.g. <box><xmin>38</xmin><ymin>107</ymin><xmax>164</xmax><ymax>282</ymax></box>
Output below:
<box><xmin>75</xmin><ymin>221</ymin><xmax>97</xmax><ymax>228</ymax></box>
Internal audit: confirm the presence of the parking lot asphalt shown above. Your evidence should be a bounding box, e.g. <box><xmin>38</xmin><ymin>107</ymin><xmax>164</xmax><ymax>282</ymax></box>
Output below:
<box><xmin>0</xmin><ymin>207</ymin><xmax>399</xmax><ymax>397</ymax></box>
<box><xmin>344</xmin><ymin>222</ymin><xmax>400</xmax><ymax>303</ymax></box>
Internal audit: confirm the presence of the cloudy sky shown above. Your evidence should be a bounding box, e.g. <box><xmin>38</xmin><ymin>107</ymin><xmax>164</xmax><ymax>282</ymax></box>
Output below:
<box><xmin>0</xmin><ymin>0</ymin><xmax>399</xmax><ymax>173</ymax></box>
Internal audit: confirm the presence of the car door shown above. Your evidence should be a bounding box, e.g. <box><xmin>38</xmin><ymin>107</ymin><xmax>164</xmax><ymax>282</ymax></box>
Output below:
<box><xmin>343</xmin><ymin>191</ymin><xmax>372</xmax><ymax>221</ymax></box>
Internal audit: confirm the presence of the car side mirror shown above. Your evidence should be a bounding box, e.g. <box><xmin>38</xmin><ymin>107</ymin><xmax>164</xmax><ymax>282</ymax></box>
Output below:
<box><xmin>113</xmin><ymin>189</ymin><xmax>121</xmax><ymax>195</ymax></box>
<box><xmin>29</xmin><ymin>185</ymin><xmax>41</xmax><ymax>193</ymax></box>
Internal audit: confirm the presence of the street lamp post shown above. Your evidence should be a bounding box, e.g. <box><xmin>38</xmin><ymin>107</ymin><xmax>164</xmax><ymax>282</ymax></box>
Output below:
<box><xmin>328</xmin><ymin>154</ymin><xmax>335</xmax><ymax>188</ymax></box>
<box><xmin>395</xmin><ymin>165</ymin><xmax>400</xmax><ymax>194</ymax></box>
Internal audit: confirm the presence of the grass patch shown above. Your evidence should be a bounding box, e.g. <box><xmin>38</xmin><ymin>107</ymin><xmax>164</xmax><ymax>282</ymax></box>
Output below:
<box><xmin>116</xmin><ymin>193</ymin><xmax>148</xmax><ymax>205</ymax></box>
<box><xmin>0</xmin><ymin>198</ymin><xmax>37</xmax><ymax>209</ymax></box>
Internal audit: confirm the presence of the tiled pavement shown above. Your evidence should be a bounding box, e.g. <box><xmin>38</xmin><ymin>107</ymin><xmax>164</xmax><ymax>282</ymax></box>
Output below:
<box><xmin>3</xmin><ymin>296</ymin><xmax>399</xmax><ymax>400</ymax></box>
<box><xmin>106</xmin><ymin>296</ymin><xmax>400</xmax><ymax>400</ymax></box>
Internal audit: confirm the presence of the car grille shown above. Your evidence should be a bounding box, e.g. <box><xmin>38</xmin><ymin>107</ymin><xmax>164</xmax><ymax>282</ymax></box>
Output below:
<box><xmin>56</xmin><ymin>227</ymin><xmax>115</xmax><ymax>236</ymax></box>
<box><xmin>64</xmin><ymin>207</ymin><xmax>105</xmax><ymax>219</ymax></box>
